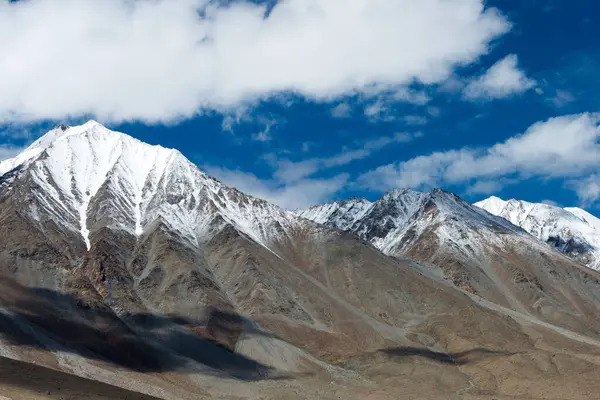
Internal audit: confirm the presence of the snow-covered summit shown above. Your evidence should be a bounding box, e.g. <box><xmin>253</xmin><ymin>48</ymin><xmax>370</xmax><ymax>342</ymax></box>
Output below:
<box><xmin>295</xmin><ymin>196</ymin><xmax>372</xmax><ymax>231</ymax></box>
<box><xmin>296</xmin><ymin>188</ymin><xmax>524</xmax><ymax>257</ymax></box>
<box><xmin>474</xmin><ymin>196</ymin><xmax>506</xmax><ymax>216</ymax></box>
<box><xmin>475</xmin><ymin>196</ymin><xmax>600</xmax><ymax>270</ymax></box>
<box><xmin>0</xmin><ymin>121</ymin><xmax>123</xmax><ymax>176</ymax></box>
<box><xmin>0</xmin><ymin>121</ymin><xmax>297</xmax><ymax>252</ymax></box>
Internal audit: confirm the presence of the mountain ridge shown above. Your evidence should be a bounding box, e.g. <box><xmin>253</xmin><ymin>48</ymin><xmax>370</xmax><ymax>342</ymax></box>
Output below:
<box><xmin>296</xmin><ymin>187</ymin><xmax>600</xmax><ymax>338</ymax></box>
<box><xmin>475</xmin><ymin>195</ymin><xmax>600</xmax><ymax>270</ymax></box>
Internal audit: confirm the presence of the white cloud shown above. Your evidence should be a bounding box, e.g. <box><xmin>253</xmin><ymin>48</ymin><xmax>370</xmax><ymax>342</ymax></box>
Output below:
<box><xmin>330</xmin><ymin>103</ymin><xmax>352</xmax><ymax>119</ymax></box>
<box><xmin>221</xmin><ymin>108</ymin><xmax>252</xmax><ymax>132</ymax></box>
<box><xmin>463</xmin><ymin>54</ymin><xmax>536</xmax><ymax>100</ymax></box>
<box><xmin>221</xmin><ymin>111</ymin><xmax>281</xmax><ymax>142</ymax></box>
<box><xmin>204</xmin><ymin>166</ymin><xmax>349</xmax><ymax>209</ymax></box>
<box><xmin>363</xmin><ymin>87</ymin><xmax>433</xmax><ymax>123</ymax></box>
<box><xmin>252</xmin><ymin>130</ymin><xmax>272</xmax><ymax>142</ymax></box>
<box><xmin>466</xmin><ymin>180</ymin><xmax>503</xmax><ymax>195</ymax></box>
<box><xmin>364</xmin><ymin>101</ymin><xmax>392</xmax><ymax>122</ymax></box>
<box><xmin>206</xmin><ymin>130</ymin><xmax>420</xmax><ymax>207</ymax></box>
<box><xmin>272</xmin><ymin>131</ymin><xmax>420</xmax><ymax>183</ymax></box>
<box><xmin>251</xmin><ymin>116</ymin><xmax>281</xmax><ymax>142</ymax></box>
<box><xmin>391</xmin><ymin>88</ymin><xmax>431</xmax><ymax>105</ymax></box>
<box><xmin>438</xmin><ymin>76</ymin><xmax>466</xmax><ymax>94</ymax></box>
<box><xmin>569</xmin><ymin>175</ymin><xmax>600</xmax><ymax>207</ymax></box>
<box><xmin>359</xmin><ymin>113</ymin><xmax>600</xmax><ymax>194</ymax></box>
<box><xmin>0</xmin><ymin>145</ymin><xmax>27</xmax><ymax>161</ymax></box>
<box><xmin>549</xmin><ymin>90</ymin><xmax>575</xmax><ymax>108</ymax></box>
<box><xmin>0</xmin><ymin>0</ymin><xmax>509</xmax><ymax>124</ymax></box>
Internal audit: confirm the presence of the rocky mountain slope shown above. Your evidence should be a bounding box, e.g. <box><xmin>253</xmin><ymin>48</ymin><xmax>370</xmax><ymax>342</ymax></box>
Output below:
<box><xmin>1</xmin><ymin>123</ymin><xmax>600</xmax><ymax>399</ymax></box>
<box><xmin>296</xmin><ymin>189</ymin><xmax>600</xmax><ymax>337</ymax></box>
<box><xmin>475</xmin><ymin>196</ymin><xmax>600</xmax><ymax>271</ymax></box>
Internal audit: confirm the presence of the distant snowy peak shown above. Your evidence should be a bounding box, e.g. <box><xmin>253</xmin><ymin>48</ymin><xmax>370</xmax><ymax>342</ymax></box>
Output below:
<box><xmin>0</xmin><ymin>121</ymin><xmax>297</xmax><ymax>253</ymax></box>
<box><xmin>474</xmin><ymin>196</ymin><xmax>507</xmax><ymax>216</ymax></box>
<box><xmin>563</xmin><ymin>207</ymin><xmax>600</xmax><ymax>231</ymax></box>
<box><xmin>296</xmin><ymin>197</ymin><xmax>372</xmax><ymax>231</ymax></box>
<box><xmin>475</xmin><ymin>196</ymin><xmax>600</xmax><ymax>270</ymax></box>
<box><xmin>296</xmin><ymin>188</ymin><xmax>523</xmax><ymax>257</ymax></box>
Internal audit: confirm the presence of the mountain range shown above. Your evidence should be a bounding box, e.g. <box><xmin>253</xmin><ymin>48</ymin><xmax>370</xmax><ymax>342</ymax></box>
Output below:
<box><xmin>0</xmin><ymin>122</ymin><xmax>600</xmax><ymax>399</ymax></box>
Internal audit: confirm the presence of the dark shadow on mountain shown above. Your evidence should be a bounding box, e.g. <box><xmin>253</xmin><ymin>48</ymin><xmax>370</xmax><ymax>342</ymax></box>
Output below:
<box><xmin>0</xmin><ymin>276</ymin><xmax>292</xmax><ymax>381</ymax></box>
<box><xmin>548</xmin><ymin>235</ymin><xmax>594</xmax><ymax>255</ymax></box>
<box><xmin>378</xmin><ymin>347</ymin><xmax>514</xmax><ymax>365</ymax></box>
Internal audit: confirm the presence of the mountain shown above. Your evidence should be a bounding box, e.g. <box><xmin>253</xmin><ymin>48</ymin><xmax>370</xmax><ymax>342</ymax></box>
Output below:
<box><xmin>296</xmin><ymin>189</ymin><xmax>523</xmax><ymax>256</ymax></box>
<box><xmin>0</xmin><ymin>121</ymin><xmax>295</xmax><ymax>253</ymax></box>
<box><xmin>1</xmin><ymin>123</ymin><xmax>600</xmax><ymax>399</ymax></box>
<box><xmin>475</xmin><ymin>196</ymin><xmax>600</xmax><ymax>271</ymax></box>
<box><xmin>297</xmin><ymin>189</ymin><xmax>600</xmax><ymax>337</ymax></box>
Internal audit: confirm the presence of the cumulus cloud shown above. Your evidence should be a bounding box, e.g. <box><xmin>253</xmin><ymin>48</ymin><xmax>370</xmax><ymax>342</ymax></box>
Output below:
<box><xmin>0</xmin><ymin>0</ymin><xmax>509</xmax><ymax>124</ymax></box>
<box><xmin>359</xmin><ymin>113</ymin><xmax>600</xmax><ymax>195</ymax></box>
<box><xmin>569</xmin><ymin>175</ymin><xmax>600</xmax><ymax>207</ymax></box>
<box><xmin>463</xmin><ymin>55</ymin><xmax>536</xmax><ymax>100</ymax></box>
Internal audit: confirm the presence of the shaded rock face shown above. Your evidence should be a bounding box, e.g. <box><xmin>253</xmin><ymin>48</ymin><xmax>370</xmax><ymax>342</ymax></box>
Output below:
<box><xmin>1</xmin><ymin>122</ymin><xmax>600</xmax><ymax>399</ymax></box>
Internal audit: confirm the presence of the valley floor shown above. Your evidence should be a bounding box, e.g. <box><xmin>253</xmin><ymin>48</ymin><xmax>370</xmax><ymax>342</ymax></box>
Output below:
<box><xmin>2</xmin><ymin>319</ymin><xmax>600</xmax><ymax>400</ymax></box>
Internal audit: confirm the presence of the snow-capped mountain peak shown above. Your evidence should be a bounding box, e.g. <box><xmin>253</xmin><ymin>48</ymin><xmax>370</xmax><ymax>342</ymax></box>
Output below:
<box><xmin>564</xmin><ymin>207</ymin><xmax>600</xmax><ymax>231</ymax></box>
<box><xmin>475</xmin><ymin>196</ymin><xmax>600</xmax><ymax>270</ymax></box>
<box><xmin>296</xmin><ymin>187</ymin><xmax>523</xmax><ymax>258</ymax></box>
<box><xmin>474</xmin><ymin>195</ymin><xmax>507</xmax><ymax>216</ymax></box>
<box><xmin>295</xmin><ymin>196</ymin><xmax>372</xmax><ymax>230</ymax></box>
<box><xmin>0</xmin><ymin>121</ymin><xmax>113</xmax><ymax>176</ymax></box>
<box><xmin>0</xmin><ymin>121</ymin><xmax>296</xmax><ymax>253</ymax></box>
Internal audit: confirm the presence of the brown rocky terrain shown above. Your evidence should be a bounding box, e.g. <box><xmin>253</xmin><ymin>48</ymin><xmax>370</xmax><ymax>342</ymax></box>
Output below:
<box><xmin>0</xmin><ymin>123</ymin><xmax>599</xmax><ymax>399</ymax></box>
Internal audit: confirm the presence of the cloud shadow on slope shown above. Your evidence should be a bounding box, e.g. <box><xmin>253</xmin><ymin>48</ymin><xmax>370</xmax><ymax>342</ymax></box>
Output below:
<box><xmin>0</xmin><ymin>276</ymin><xmax>292</xmax><ymax>382</ymax></box>
<box><xmin>378</xmin><ymin>347</ymin><xmax>514</xmax><ymax>365</ymax></box>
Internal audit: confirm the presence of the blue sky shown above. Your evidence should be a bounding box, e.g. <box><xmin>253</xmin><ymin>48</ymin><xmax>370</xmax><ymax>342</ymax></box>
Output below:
<box><xmin>1</xmin><ymin>0</ymin><xmax>600</xmax><ymax>210</ymax></box>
